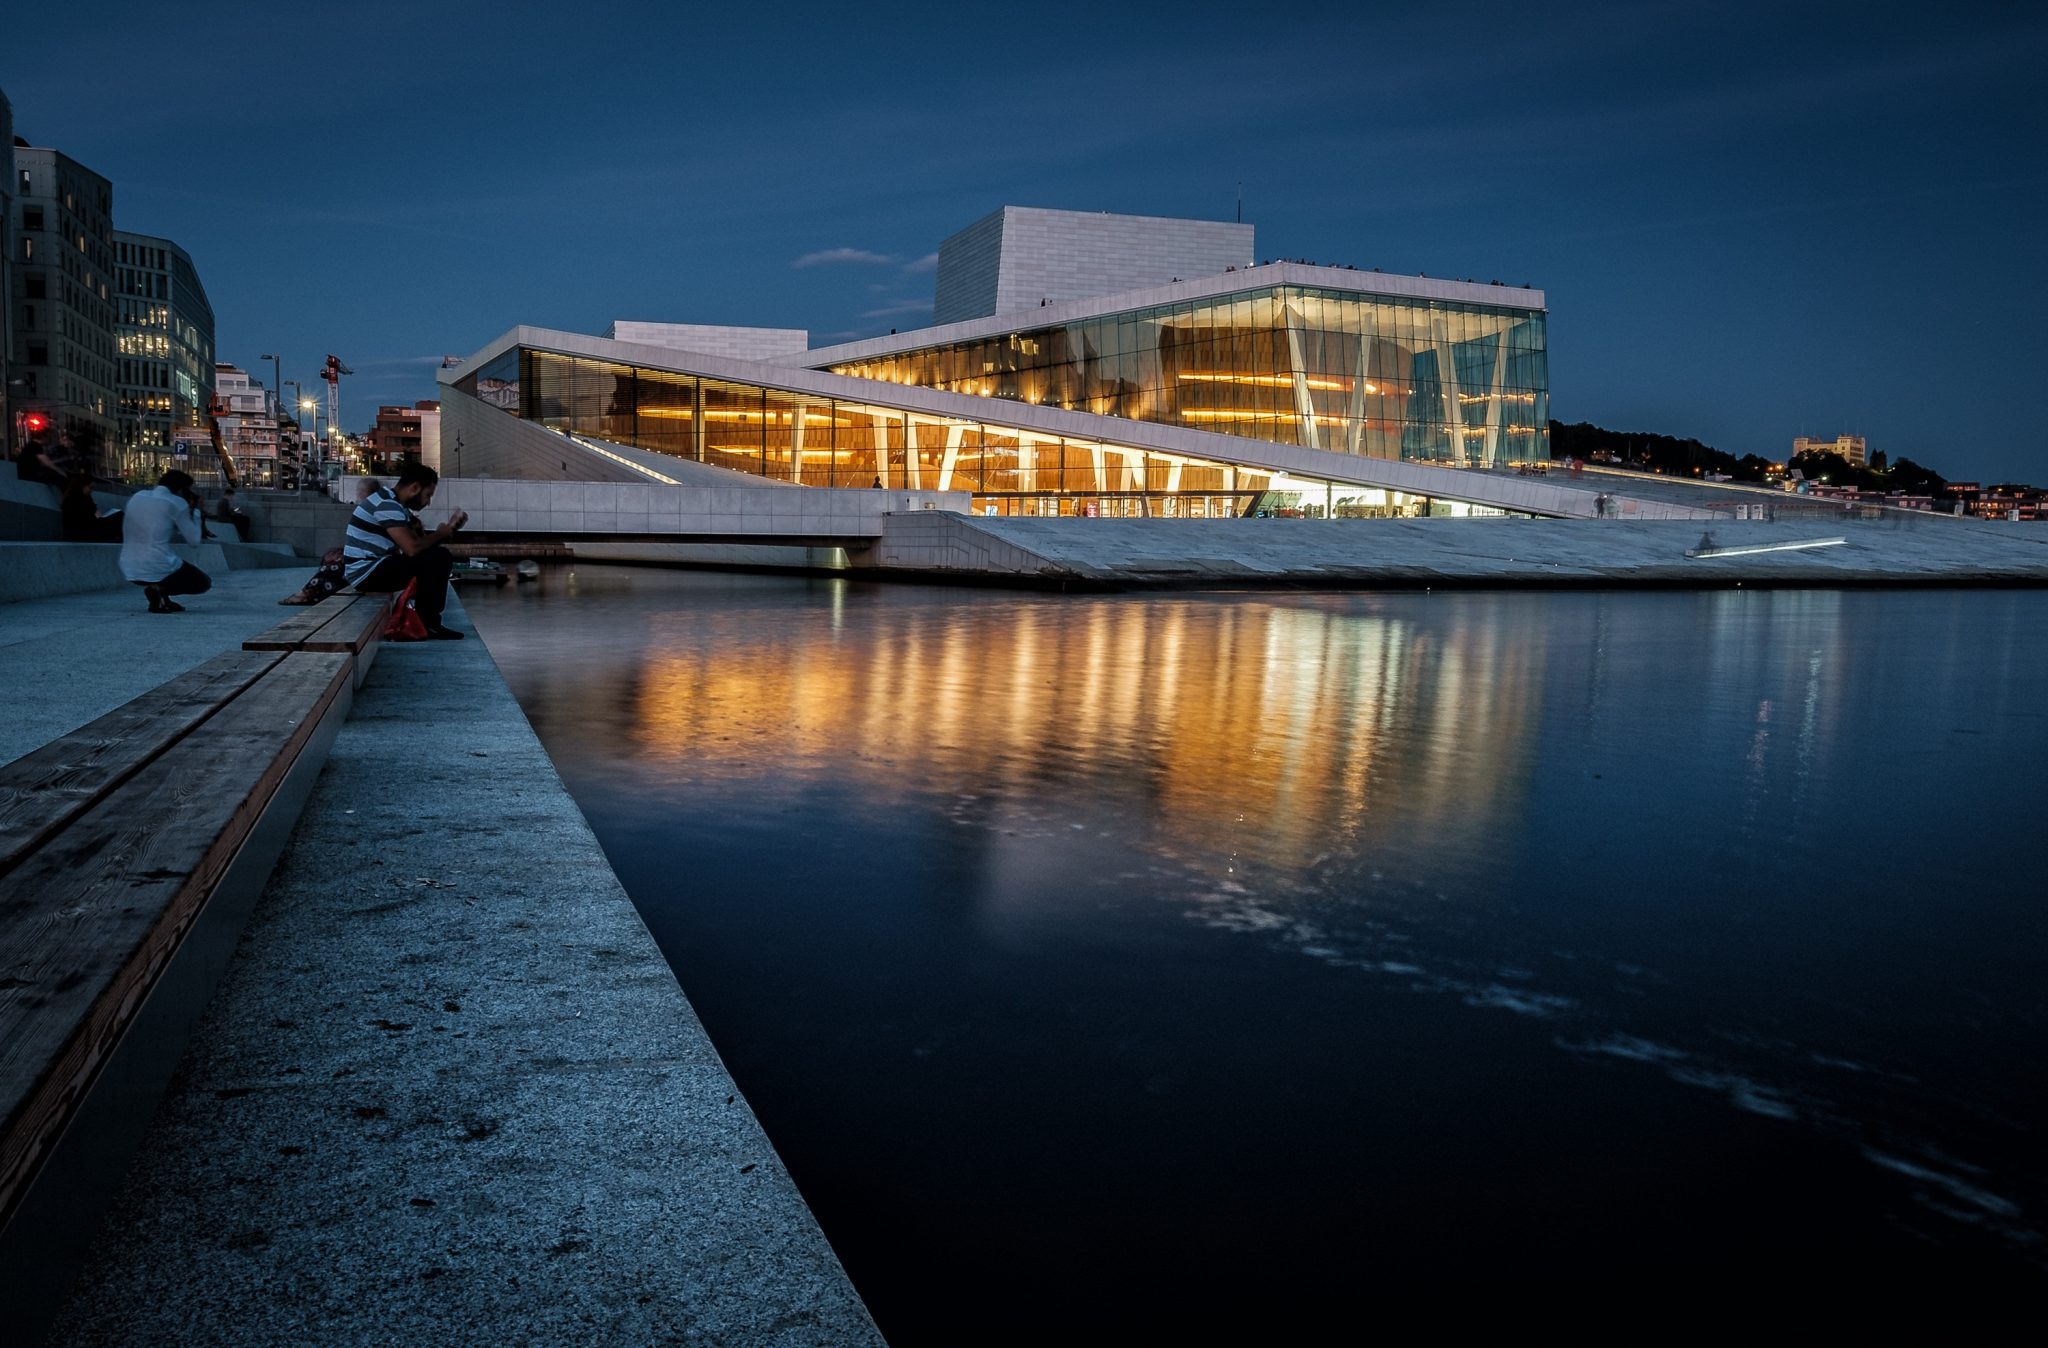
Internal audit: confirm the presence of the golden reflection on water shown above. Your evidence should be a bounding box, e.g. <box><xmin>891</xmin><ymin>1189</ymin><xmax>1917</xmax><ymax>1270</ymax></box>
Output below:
<box><xmin>623</xmin><ymin>589</ymin><xmax>1546</xmax><ymax>862</ymax></box>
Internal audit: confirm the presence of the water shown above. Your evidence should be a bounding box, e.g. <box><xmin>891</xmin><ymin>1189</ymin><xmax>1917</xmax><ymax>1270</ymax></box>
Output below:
<box><xmin>464</xmin><ymin>569</ymin><xmax>2047</xmax><ymax>1334</ymax></box>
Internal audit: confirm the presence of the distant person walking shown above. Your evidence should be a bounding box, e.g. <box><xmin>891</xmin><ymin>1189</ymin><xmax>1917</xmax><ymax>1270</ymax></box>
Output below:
<box><xmin>120</xmin><ymin>469</ymin><xmax>212</xmax><ymax>613</ymax></box>
<box><xmin>342</xmin><ymin>462</ymin><xmax>468</xmax><ymax>640</ymax></box>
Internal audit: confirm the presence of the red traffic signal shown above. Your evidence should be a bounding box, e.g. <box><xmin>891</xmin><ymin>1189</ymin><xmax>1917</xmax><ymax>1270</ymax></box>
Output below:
<box><xmin>23</xmin><ymin>412</ymin><xmax>49</xmax><ymax>435</ymax></box>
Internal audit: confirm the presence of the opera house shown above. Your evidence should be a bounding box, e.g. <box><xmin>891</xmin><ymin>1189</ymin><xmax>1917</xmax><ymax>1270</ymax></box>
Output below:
<box><xmin>440</xmin><ymin>206</ymin><xmax>1549</xmax><ymax>522</ymax></box>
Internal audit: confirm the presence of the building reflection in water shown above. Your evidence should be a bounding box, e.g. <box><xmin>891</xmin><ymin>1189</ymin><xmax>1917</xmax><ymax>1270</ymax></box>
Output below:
<box><xmin>603</xmin><ymin>583</ymin><xmax>1548</xmax><ymax>871</ymax></box>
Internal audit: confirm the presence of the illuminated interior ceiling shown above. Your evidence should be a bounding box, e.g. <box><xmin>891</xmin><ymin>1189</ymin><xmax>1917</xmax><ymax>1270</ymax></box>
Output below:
<box><xmin>809</xmin><ymin>275</ymin><xmax>1548</xmax><ymax>470</ymax></box>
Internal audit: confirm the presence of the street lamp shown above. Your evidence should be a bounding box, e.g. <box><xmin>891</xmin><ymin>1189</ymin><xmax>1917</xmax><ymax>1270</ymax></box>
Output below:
<box><xmin>300</xmin><ymin>399</ymin><xmax>325</xmax><ymax>491</ymax></box>
<box><xmin>281</xmin><ymin>378</ymin><xmax>304</xmax><ymax>489</ymax></box>
<box><xmin>259</xmin><ymin>354</ymin><xmax>284</xmax><ymax>419</ymax></box>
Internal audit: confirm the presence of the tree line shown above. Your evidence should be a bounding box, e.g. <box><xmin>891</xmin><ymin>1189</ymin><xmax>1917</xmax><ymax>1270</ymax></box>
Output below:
<box><xmin>1547</xmin><ymin>421</ymin><xmax>1951</xmax><ymax>495</ymax></box>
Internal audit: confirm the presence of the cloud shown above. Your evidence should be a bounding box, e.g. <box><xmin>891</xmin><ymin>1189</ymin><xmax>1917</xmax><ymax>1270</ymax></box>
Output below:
<box><xmin>901</xmin><ymin>252</ymin><xmax>939</xmax><ymax>275</ymax></box>
<box><xmin>791</xmin><ymin>247</ymin><xmax>896</xmax><ymax>268</ymax></box>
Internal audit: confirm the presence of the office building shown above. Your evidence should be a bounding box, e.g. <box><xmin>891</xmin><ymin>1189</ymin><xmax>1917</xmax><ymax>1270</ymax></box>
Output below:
<box><xmin>113</xmin><ymin>231</ymin><xmax>215</xmax><ymax>474</ymax></box>
<box><xmin>364</xmin><ymin>400</ymin><xmax>441</xmax><ymax>472</ymax></box>
<box><xmin>2</xmin><ymin>92</ymin><xmax>13</xmax><ymax>450</ymax></box>
<box><xmin>1793</xmin><ymin>433</ymin><xmax>1868</xmax><ymax>468</ymax></box>
<box><xmin>213</xmin><ymin>362</ymin><xmax>284</xmax><ymax>485</ymax></box>
<box><xmin>8</xmin><ymin>144</ymin><xmax>118</xmax><ymax>470</ymax></box>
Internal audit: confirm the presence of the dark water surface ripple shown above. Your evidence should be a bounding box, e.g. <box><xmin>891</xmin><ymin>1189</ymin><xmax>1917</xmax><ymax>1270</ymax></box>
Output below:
<box><xmin>465</xmin><ymin>570</ymin><xmax>2047</xmax><ymax>1336</ymax></box>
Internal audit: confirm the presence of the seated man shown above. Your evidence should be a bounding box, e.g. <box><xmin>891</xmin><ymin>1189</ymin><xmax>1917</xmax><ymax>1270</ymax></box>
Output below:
<box><xmin>60</xmin><ymin>472</ymin><xmax>123</xmax><ymax>542</ymax></box>
<box><xmin>213</xmin><ymin>487</ymin><xmax>253</xmax><ymax>540</ymax></box>
<box><xmin>119</xmin><ymin>468</ymin><xmax>212</xmax><ymax>613</ymax></box>
<box><xmin>12</xmin><ymin>436</ymin><xmax>64</xmax><ymax>487</ymax></box>
<box><xmin>342</xmin><ymin>463</ymin><xmax>469</xmax><ymax>640</ymax></box>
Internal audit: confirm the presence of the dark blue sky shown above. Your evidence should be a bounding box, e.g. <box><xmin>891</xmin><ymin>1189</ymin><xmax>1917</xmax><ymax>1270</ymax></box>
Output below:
<box><xmin>8</xmin><ymin>0</ymin><xmax>2045</xmax><ymax>481</ymax></box>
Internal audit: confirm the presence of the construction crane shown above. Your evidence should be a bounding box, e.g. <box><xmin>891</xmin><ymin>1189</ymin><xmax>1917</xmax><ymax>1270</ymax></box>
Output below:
<box><xmin>319</xmin><ymin>355</ymin><xmax>352</xmax><ymax>484</ymax></box>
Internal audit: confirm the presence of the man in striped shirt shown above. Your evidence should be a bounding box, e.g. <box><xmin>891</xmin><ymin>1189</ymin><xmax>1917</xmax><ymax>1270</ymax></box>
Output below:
<box><xmin>343</xmin><ymin>462</ymin><xmax>468</xmax><ymax>639</ymax></box>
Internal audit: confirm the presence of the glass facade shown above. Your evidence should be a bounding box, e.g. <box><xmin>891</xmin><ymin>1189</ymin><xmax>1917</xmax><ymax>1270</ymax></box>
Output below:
<box><xmin>461</xmin><ymin>345</ymin><xmax>1503</xmax><ymax>520</ymax></box>
<box><xmin>113</xmin><ymin>234</ymin><xmax>214</xmax><ymax>479</ymax></box>
<box><xmin>827</xmin><ymin>284</ymin><xmax>1548</xmax><ymax>468</ymax></box>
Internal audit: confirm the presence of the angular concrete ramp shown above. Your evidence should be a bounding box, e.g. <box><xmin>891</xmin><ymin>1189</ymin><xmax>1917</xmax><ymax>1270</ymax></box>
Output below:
<box><xmin>872</xmin><ymin>513</ymin><xmax>2048</xmax><ymax>587</ymax></box>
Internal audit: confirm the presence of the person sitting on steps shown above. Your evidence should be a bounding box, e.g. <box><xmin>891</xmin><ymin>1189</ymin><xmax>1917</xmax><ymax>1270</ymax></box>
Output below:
<box><xmin>212</xmin><ymin>487</ymin><xmax>253</xmax><ymax>540</ymax></box>
<box><xmin>60</xmin><ymin>471</ymin><xmax>123</xmax><ymax>542</ymax></box>
<box><xmin>342</xmin><ymin>462</ymin><xmax>468</xmax><ymax>640</ymax></box>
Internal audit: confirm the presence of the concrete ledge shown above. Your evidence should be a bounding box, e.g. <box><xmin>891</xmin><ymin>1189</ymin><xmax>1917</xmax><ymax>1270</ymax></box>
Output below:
<box><xmin>0</xmin><ymin>541</ymin><xmax>303</xmax><ymax>605</ymax></box>
<box><xmin>44</xmin><ymin>603</ymin><xmax>882</xmax><ymax>1346</ymax></box>
<box><xmin>0</xmin><ymin>657</ymin><xmax>358</xmax><ymax>1344</ymax></box>
<box><xmin>240</xmin><ymin>492</ymin><xmax>354</xmax><ymax>560</ymax></box>
<box><xmin>571</xmin><ymin>541</ymin><xmax>853</xmax><ymax>570</ymax></box>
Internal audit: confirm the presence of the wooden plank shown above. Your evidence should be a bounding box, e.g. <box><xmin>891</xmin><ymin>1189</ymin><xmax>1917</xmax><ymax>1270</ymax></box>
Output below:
<box><xmin>0</xmin><ymin>651</ymin><xmax>350</xmax><ymax>1225</ymax></box>
<box><xmin>298</xmin><ymin>594</ymin><xmax>392</xmax><ymax>654</ymax></box>
<box><xmin>0</xmin><ymin>651</ymin><xmax>284</xmax><ymax>880</ymax></box>
<box><xmin>240</xmin><ymin>595</ymin><xmax>362</xmax><ymax>651</ymax></box>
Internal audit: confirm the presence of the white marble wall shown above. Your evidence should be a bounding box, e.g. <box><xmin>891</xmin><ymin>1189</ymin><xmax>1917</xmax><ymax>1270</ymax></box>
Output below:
<box><xmin>871</xmin><ymin>512</ymin><xmax>1064</xmax><ymax>575</ymax></box>
<box><xmin>933</xmin><ymin>206</ymin><xmax>1254</xmax><ymax>324</ymax></box>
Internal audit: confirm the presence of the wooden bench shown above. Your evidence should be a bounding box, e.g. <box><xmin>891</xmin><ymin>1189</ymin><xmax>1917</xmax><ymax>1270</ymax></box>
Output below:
<box><xmin>243</xmin><ymin>592</ymin><xmax>393</xmax><ymax>687</ymax></box>
<box><xmin>0</xmin><ymin>650</ymin><xmax>285</xmax><ymax>875</ymax></box>
<box><xmin>0</xmin><ymin>646</ymin><xmax>357</xmax><ymax>1307</ymax></box>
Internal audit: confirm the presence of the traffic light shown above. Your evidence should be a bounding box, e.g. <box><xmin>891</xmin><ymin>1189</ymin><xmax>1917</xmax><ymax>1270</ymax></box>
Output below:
<box><xmin>23</xmin><ymin>412</ymin><xmax>49</xmax><ymax>437</ymax></box>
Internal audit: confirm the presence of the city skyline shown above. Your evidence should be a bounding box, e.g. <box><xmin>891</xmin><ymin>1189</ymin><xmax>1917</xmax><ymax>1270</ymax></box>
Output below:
<box><xmin>5</xmin><ymin>0</ymin><xmax>2045</xmax><ymax>482</ymax></box>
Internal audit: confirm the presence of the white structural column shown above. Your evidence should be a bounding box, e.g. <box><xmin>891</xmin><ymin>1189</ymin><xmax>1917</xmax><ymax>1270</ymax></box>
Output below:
<box><xmin>1430</xmin><ymin>315</ymin><xmax>1467</xmax><ymax>465</ymax></box>
<box><xmin>1344</xmin><ymin>318</ymin><xmax>1377</xmax><ymax>457</ymax></box>
<box><xmin>905</xmin><ymin>417</ymin><xmax>924</xmax><ymax>489</ymax></box>
<box><xmin>1282</xmin><ymin>304</ymin><xmax>1322</xmax><ymax>451</ymax></box>
<box><xmin>1481</xmin><ymin>333</ymin><xmax>1510</xmax><ymax>467</ymax></box>
<box><xmin>1018</xmin><ymin>436</ymin><xmax>1035</xmax><ymax>493</ymax></box>
<box><xmin>936</xmin><ymin>423</ymin><xmax>966</xmax><ymax>491</ymax></box>
<box><xmin>1090</xmin><ymin>444</ymin><xmax>1107</xmax><ymax>492</ymax></box>
<box><xmin>789</xmin><ymin>403</ymin><xmax>807</xmax><ymax>478</ymax></box>
<box><xmin>874</xmin><ymin>414</ymin><xmax>893</xmax><ymax>488</ymax></box>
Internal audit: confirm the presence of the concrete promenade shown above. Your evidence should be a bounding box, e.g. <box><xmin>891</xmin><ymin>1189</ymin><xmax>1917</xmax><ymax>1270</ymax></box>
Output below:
<box><xmin>2</xmin><ymin>577</ymin><xmax>879</xmax><ymax>1344</ymax></box>
<box><xmin>0</xmin><ymin>567</ymin><xmax>322</xmax><ymax>763</ymax></box>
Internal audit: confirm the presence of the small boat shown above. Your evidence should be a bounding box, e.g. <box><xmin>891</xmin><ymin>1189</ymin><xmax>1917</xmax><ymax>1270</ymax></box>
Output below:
<box><xmin>452</xmin><ymin>557</ymin><xmax>510</xmax><ymax>586</ymax></box>
<box><xmin>514</xmin><ymin>560</ymin><xmax>541</xmax><ymax>583</ymax></box>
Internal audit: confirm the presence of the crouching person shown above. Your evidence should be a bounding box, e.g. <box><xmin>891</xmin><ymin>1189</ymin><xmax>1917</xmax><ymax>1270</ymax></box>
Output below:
<box><xmin>343</xmin><ymin>462</ymin><xmax>468</xmax><ymax>640</ymax></box>
<box><xmin>120</xmin><ymin>468</ymin><xmax>213</xmax><ymax>613</ymax></box>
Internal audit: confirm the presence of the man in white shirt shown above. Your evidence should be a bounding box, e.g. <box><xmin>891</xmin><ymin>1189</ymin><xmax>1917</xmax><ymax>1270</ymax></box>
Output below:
<box><xmin>119</xmin><ymin>469</ymin><xmax>213</xmax><ymax>613</ymax></box>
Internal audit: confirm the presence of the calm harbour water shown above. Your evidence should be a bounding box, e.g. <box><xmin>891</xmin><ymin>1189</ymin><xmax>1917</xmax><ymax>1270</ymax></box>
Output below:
<box><xmin>465</xmin><ymin>569</ymin><xmax>2046</xmax><ymax>1336</ymax></box>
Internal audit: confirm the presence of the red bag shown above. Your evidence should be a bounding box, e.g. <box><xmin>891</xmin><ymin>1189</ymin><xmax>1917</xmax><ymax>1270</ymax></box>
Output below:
<box><xmin>383</xmin><ymin>579</ymin><xmax>430</xmax><ymax>641</ymax></box>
